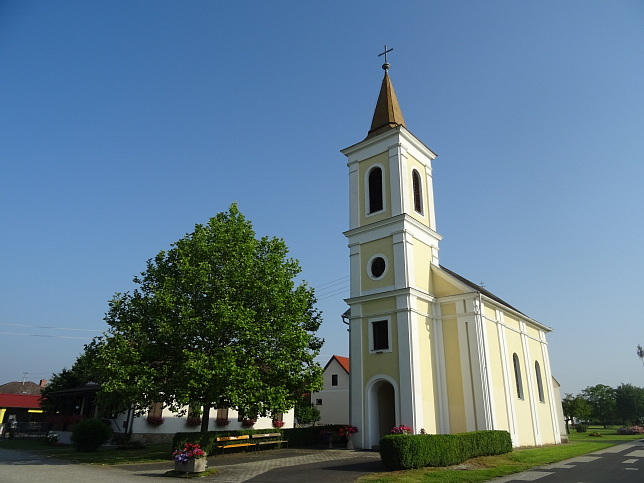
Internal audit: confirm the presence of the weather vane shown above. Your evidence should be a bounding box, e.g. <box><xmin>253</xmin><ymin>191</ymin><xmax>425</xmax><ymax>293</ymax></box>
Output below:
<box><xmin>378</xmin><ymin>45</ymin><xmax>393</xmax><ymax>71</ymax></box>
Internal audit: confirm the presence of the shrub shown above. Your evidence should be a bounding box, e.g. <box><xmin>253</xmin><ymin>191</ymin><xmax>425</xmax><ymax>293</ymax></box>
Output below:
<box><xmin>574</xmin><ymin>423</ymin><xmax>588</xmax><ymax>433</ymax></box>
<box><xmin>617</xmin><ymin>426</ymin><xmax>644</xmax><ymax>435</ymax></box>
<box><xmin>379</xmin><ymin>430</ymin><xmax>512</xmax><ymax>470</ymax></box>
<box><xmin>283</xmin><ymin>425</ymin><xmax>338</xmax><ymax>446</ymax></box>
<box><xmin>71</xmin><ymin>418</ymin><xmax>113</xmax><ymax>452</ymax></box>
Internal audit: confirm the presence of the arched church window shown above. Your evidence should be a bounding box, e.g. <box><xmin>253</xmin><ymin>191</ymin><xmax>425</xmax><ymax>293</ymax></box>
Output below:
<box><xmin>513</xmin><ymin>353</ymin><xmax>524</xmax><ymax>400</ymax></box>
<box><xmin>412</xmin><ymin>169</ymin><xmax>423</xmax><ymax>214</ymax></box>
<box><xmin>535</xmin><ymin>361</ymin><xmax>545</xmax><ymax>403</ymax></box>
<box><xmin>368</xmin><ymin>166</ymin><xmax>384</xmax><ymax>214</ymax></box>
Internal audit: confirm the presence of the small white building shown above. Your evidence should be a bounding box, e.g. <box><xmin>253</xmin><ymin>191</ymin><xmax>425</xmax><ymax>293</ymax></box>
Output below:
<box><xmin>311</xmin><ymin>355</ymin><xmax>350</xmax><ymax>425</ymax></box>
<box><xmin>122</xmin><ymin>406</ymin><xmax>294</xmax><ymax>444</ymax></box>
<box><xmin>46</xmin><ymin>384</ymin><xmax>294</xmax><ymax>444</ymax></box>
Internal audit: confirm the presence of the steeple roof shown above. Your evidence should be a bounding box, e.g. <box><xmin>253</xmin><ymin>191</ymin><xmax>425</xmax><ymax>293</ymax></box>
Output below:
<box><xmin>366</xmin><ymin>70</ymin><xmax>406</xmax><ymax>139</ymax></box>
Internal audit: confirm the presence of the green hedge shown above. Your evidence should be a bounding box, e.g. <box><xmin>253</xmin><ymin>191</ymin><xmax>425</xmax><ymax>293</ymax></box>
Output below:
<box><xmin>379</xmin><ymin>430</ymin><xmax>512</xmax><ymax>470</ymax></box>
<box><xmin>282</xmin><ymin>424</ymin><xmax>346</xmax><ymax>446</ymax></box>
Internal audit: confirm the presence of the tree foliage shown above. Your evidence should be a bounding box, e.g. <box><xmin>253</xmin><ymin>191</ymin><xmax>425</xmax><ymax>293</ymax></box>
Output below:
<box><xmin>615</xmin><ymin>383</ymin><xmax>644</xmax><ymax>426</ymax></box>
<box><xmin>561</xmin><ymin>393</ymin><xmax>591</xmax><ymax>433</ymax></box>
<box><xmin>40</xmin><ymin>346</ymin><xmax>103</xmax><ymax>414</ymax></box>
<box><xmin>94</xmin><ymin>204</ymin><xmax>323</xmax><ymax>431</ymax></box>
<box><xmin>294</xmin><ymin>394</ymin><xmax>321</xmax><ymax>426</ymax></box>
<box><xmin>581</xmin><ymin>384</ymin><xmax>616</xmax><ymax>428</ymax></box>
<box><xmin>564</xmin><ymin>383</ymin><xmax>644</xmax><ymax>428</ymax></box>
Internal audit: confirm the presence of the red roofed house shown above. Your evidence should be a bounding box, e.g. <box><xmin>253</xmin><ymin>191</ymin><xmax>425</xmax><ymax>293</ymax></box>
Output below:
<box><xmin>0</xmin><ymin>380</ymin><xmax>47</xmax><ymax>437</ymax></box>
<box><xmin>311</xmin><ymin>355</ymin><xmax>350</xmax><ymax>425</ymax></box>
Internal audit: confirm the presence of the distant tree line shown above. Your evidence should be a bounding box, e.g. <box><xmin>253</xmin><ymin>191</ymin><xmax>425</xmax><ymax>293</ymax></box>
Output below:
<box><xmin>562</xmin><ymin>383</ymin><xmax>644</xmax><ymax>433</ymax></box>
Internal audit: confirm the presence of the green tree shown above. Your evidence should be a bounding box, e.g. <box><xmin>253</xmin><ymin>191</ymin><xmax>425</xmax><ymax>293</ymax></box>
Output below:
<box><xmin>294</xmin><ymin>394</ymin><xmax>321</xmax><ymax>426</ymax></box>
<box><xmin>561</xmin><ymin>393</ymin><xmax>591</xmax><ymax>433</ymax></box>
<box><xmin>581</xmin><ymin>384</ymin><xmax>616</xmax><ymax>428</ymax></box>
<box><xmin>637</xmin><ymin>345</ymin><xmax>644</xmax><ymax>368</ymax></box>
<box><xmin>40</xmin><ymin>346</ymin><xmax>103</xmax><ymax>414</ymax></box>
<box><xmin>615</xmin><ymin>383</ymin><xmax>644</xmax><ymax>426</ymax></box>
<box><xmin>95</xmin><ymin>204</ymin><xmax>323</xmax><ymax>431</ymax></box>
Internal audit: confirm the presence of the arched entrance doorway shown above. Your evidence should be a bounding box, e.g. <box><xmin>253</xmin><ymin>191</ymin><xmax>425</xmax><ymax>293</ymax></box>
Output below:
<box><xmin>367</xmin><ymin>379</ymin><xmax>396</xmax><ymax>448</ymax></box>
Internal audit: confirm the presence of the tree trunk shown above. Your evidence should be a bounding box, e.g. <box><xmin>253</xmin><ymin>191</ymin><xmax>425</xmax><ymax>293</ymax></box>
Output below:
<box><xmin>200</xmin><ymin>403</ymin><xmax>211</xmax><ymax>432</ymax></box>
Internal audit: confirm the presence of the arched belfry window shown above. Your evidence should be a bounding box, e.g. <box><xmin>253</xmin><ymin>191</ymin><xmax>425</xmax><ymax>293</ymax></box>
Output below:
<box><xmin>512</xmin><ymin>353</ymin><xmax>524</xmax><ymax>400</ymax></box>
<box><xmin>367</xmin><ymin>166</ymin><xmax>384</xmax><ymax>214</ymax></box>
<box><xmin>412</xmin><ymin>169</ymin><xmax>423</xmax><ymax>214</ymax></box>
<box><xmin>535</xmin><ymin>361</ymin><xmax>545</xmax><ymax>403</ymax></box>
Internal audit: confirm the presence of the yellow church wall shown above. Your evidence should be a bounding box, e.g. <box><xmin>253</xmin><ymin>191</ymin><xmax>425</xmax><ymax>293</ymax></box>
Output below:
<box><xmin>432</xmin><ymin>274</ymin><xmax>458</xmax><ymax>297</ymax></box>
<box><xmin>358</xmin><ymin>152</ymin><xmax>390</xmax><ymax>226</ymax></box>
<box><xmin>440</xmin><ymin>301</ymin><xmax>456</xmax><ymax>318</ymax></box>
<box><xmin>527</xmin><ymin>337</ymin><xmax>558</xmax><ymax>444</ymax></box>
<box><xmin>524</xmin><ymin>324</ymin><xmax>540</xmax><ymax>341</ymax></box>
<box><xmin>360</xmin><ymin>298</ymin><xmax>400</xmax><ymax>386</ymax></box>
<box><xmin>483</xmin><ymin>305</ymin><xmax>496</xmax><ymax>322</ymax></box>
<box><xmin>440</xmin><ymin>302</ymin><xmax>467</xmax><ymax>433</ymax></box>
<box><xmin>412</xmin><ymin>240</ymin><xmax>434</xmax><ymax>294</ymax></box>
<box><xmin>484</xmin><ymin>319</ymin><xmax>510</xmax><ymax>431</ymax></box>
<box><xmin>362</xmin><ymin>298</ymin><xmax>397</xmax><ymax>317</ymax></box>
<box><xmin>504</xmin><ymin>313</ymin><xmax>520</xmax><ymax>331</ymax></box>
<box><xmin>360</xmin><ymin>238</ymin><xmax>395</xmax><ymax>292</ymax></box>
<box><xmin>414</xmin><ymin>300</ymin><xmax>438</xmax><ymax>433</ymax></box>
<box><xmin>505</xmin><ymin>329</ymin><xmax>536</xmax><ymax>447</ymax></box>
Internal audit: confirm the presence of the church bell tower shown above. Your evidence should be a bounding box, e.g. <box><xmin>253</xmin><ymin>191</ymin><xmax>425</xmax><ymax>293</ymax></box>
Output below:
<box><xmin>343</xmin><ymin>50</ymin><xmax>444</xmax><ymax>449</ymax></box>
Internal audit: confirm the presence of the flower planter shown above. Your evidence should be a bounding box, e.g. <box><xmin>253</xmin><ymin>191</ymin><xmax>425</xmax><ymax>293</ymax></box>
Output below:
<box><xmin>346</xmin><ymin>434</ymin><xmax>354</xmax><ymax>450</ymax></box>
<box><xmin>175</xmin><ymin>457</ymin><xmax>207</xmax><ymax>473</ymax></box>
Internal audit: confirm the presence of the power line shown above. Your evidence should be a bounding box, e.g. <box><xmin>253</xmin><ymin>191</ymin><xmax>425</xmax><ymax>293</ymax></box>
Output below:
<box><xmin>313</xmin><ymin>276</ymin><xmax>349</xmax><ymax>290</ymax></box>
<box><xmin>0</xmin><ymin>332</ymin><xmax>94</xmax><ymax>340</ymax></box>
<box><xmin>0</xmin><ymin>275</ymin><xmax>351</xmax><ymax>339</ymax></box>
<box><xmin>317</xmin><ymin>286</ymin><xmax>350</xmax><ymax>301</ymax></box>
<box><xmin>0</xmin><ymin>322</ymin><xmax>103</xmax><ymax>332</ymax></box>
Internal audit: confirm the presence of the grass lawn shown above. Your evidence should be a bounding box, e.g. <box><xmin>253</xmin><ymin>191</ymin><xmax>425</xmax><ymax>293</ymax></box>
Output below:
<box><xmin>0</xmin><ymin>438</ymin><xmax>172</xmax><ymax>465</ymax></box>
<box><xmin>358</xmin><ymin>427</ymin><xmax>644</xmax><ymax>482</ymax></box>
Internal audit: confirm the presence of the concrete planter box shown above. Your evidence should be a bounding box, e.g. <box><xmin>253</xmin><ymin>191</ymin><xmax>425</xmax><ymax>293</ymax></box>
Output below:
<box><xmin>175</xmin><ymin>457</ymin><xmax>207</xmax><ymax>473</ymax></box>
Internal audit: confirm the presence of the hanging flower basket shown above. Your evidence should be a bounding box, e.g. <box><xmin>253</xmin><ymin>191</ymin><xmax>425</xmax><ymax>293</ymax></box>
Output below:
<box><xmin>146</xmin><ymin>416</ymin><xmax>165</xmax><ymax>426</ymax></box>
<box><xmin>272</xmin><ymin>420</ymin><xmax>285</xmax><ymax>428</ymax></box>
<box><xmin>186</xmin><ymin>417</ymin><xmax>202</xmax><ymax>427</ymax></box>
<box><xmin>215</xmin><ymin>418</ymin><xmax>230</xmax><ymax>427</ymax></box>
<box><xmin>242</xmin><ymin>418</ymin><xmax>256</xmax><ymax>427</ymax></box>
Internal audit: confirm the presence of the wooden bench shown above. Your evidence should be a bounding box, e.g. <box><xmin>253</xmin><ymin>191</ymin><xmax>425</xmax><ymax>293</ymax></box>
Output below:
<box><xmin>251</xmin><ymin>432</ymin><xmax>288</xmax><ymax>450</ymax></box>
<box><xmin>216</xmin><ymin>434</ymin><xmax>254</xmax><ymax>454</ymax></box>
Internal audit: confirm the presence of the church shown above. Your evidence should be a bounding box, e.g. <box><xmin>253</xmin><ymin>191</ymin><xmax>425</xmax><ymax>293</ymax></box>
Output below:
<box><xmin>342</xmin><ymin>56</ymin><xmax>564</xmax><ymax>449</ymax></box>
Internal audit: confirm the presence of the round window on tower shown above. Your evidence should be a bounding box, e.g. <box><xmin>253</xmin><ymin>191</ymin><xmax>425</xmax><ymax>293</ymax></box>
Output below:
<box><xmin>369</xmin><ymin>256</ymin><xmax>387</xmax><ymax>280</ymax></box>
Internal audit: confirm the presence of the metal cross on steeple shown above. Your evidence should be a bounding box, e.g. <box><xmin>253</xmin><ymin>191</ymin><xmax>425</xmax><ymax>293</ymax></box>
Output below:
<box><xmin>378</xmin><ymin>45</ymin><xmax>393</xmax><ymax>71</ymax></box>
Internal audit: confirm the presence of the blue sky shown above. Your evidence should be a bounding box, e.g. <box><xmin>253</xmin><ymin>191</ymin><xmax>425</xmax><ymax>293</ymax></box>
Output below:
<box><xmin>1</xmin><ymin>1</ymin><xmax>643</xmax><ymax>397</ymax></box>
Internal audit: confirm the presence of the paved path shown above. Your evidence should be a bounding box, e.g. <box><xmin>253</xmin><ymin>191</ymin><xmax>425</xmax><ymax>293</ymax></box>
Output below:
<box><xmin>490</xmin><ymin>439</ymin><xmax>644</xmax><ymax>482</ymax></box>
<box><xmin>0</xmin><ymin>447</ymin><xmax>384</xmax><ymax>482</ymax></box>
<box><xmin>6</xmin><ymin>440</ymin><xmax>643</xmax><ymax>482</ymax></box>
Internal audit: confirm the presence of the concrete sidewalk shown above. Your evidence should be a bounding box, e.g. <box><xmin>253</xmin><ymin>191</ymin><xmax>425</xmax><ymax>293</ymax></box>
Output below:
<box><xmin>117</xmin><ymin>447</ymin><xmax>385</xmax><ymax>482</ymax></box>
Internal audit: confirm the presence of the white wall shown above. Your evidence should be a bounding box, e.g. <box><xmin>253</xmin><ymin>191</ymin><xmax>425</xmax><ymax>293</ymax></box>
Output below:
<box><xmin>312</xmin><ymin>359</ymin><xmax>350</xmax><ymax>425</ymax></box>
